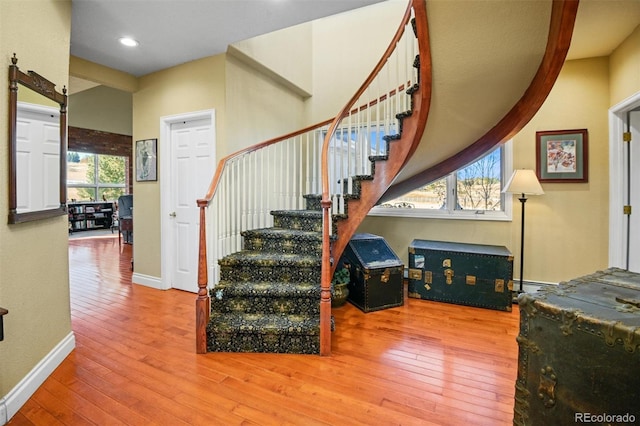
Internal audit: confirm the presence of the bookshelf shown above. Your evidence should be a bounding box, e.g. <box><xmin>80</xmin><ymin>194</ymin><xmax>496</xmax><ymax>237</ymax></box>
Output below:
<box><xmin>68</xmin><ymin>201</ymin><xmax>114</xmax><ymax>232</ymax></box>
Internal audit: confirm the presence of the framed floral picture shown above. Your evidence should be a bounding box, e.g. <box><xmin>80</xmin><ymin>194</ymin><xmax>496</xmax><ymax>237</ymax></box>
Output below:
<box><xmin>536</xmin><ymin>129</ymin><xmax>588</xmax><ymax>183</ymax></box>
<box><xmin>136</xmin><ymin>138</ymin><xmax>157</xmax><ymax>181</ymax></box>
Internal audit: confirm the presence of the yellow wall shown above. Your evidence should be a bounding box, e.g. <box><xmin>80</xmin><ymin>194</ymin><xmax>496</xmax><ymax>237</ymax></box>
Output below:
<box><xmin>69</xmin><ymin>85</ymin><xmax>133</xmax><ymax>135</ymax></box>
<box><xmin>512</xmin><ymin>57</ymin><xmax>610</xmax><ymax>282</ymax></box>
<box><xmin>230</xmin><ymin>23</ymin><xmax>313</xmax><ymax>97</ymax></box>
<box><xmin>70</xmin><ymin>56</ymin><xmax>138</xmax><ymax>93</ymax></box>
<box><xmin>307</xmin><ymin>1</ymin><xmax>407</xmax><ymax>123</ymax></box>
<box><xmin>225</xmin><ymin>55</ymin><xmax>307</xmax><ymax>153</ymax></box>
<box><xmin>0</xmin><ymin>0</ymin><xmax>72</xmax><ymax>396</ymax></box>
<box><xmin>132</xmin><ymin>55</ymin><xmax>227</xmax><ymax>278</ymax></box>
<box><xmin>359</xmin><ymin>57</ymin><xmax>612</xmax><ymax>284</ymax></box>
<box><xmin>610</xmin><ymin>25</ymin><xmax>640</xmax><ymax>107</ymax></box>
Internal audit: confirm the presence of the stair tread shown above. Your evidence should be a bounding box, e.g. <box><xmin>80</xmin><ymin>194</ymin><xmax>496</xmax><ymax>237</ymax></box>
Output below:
<box><xmin>220</xmin><ymin>250</ymin><xmax>321</xmax><ymax>266</ymax></box>
<box><xmin>271</xmin><ymin>209</ymin><xmax>322</xmax><ymax>217</ymax></box>
<box><xmin>242</xmin><ymin>228</ymin><xmax>322</xmax><ymax>239</ymax></box>
<box><xmin>208</xmin><ymin>312</ymin><xmax>320</xmax><ymax>334</ymax></box>
<box><xmin>213</xmin><ymin>280</ymin><xmax>321</xmax><ymax>296</ymax></box>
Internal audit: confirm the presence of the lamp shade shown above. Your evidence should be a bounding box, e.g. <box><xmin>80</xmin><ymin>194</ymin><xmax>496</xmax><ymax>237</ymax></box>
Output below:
<box><xmin>503</xmin><ymin>169</ymin><xmax>544</xmax><ymax>195</ymax></box>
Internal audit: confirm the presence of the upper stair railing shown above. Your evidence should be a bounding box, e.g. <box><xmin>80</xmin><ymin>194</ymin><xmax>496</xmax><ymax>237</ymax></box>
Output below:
<box><xmin>196</xmin><ymin>0</ymin><xmax>430</xmax><ymax>354</ymax></box>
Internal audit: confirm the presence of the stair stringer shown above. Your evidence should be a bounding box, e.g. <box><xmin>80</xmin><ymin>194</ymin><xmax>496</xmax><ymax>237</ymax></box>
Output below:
<box><xmin>317</xmin><ymin>0</ymin><xmax>430</xmax><ymax>355</ymax></box>
<box><xmin>382</xmin><ymin>0</ymin><xmax>580</xmax><ymax>203</ymax></box>
<box><xmin>326</xmin><ymin>0</ymin><xmax>431</xmax><ymax>275</ymax></box>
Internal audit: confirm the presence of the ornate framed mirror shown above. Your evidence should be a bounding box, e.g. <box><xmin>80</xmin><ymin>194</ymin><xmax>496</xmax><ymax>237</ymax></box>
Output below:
<box><xmin>8</xmin><ymin>54</ymin><xmax>68</xmax><ymax>224</ymax></box>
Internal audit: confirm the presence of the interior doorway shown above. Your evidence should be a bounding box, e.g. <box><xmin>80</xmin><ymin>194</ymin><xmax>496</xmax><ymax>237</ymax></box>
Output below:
<box><xmin>609</xmin><ymin>93</ymin><xmax>640</xmax><ymax>273</ymax></box>
<box><xmin>160</xmin><ymin>110</ymin><xmax>216</xmax><ymax>292</ymax></box>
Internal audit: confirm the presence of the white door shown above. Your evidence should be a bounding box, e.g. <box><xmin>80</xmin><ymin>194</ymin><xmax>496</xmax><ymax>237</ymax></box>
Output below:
<box><xmin>628</xmin><ymin>109</ymin><xmax>640</xmax><ymax>272</ymax></box>
<box><xmin>168</xmin><ymin>115</ymin><xmax>215</xmax><ymax>292</ymax></box>
<box><xmin>16</xmin><ymin>102</ymin><xmax>60</xmax><ymax>213</ymax></box>
<box><xmin>609</xmin><ymin>96</ymin><xmax>640</xmax><ymax>273</ymax></box>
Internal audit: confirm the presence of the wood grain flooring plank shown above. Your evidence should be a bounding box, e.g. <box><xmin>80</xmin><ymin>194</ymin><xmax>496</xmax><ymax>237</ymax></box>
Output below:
<box><xmin>8</xmin><ymin>399</ymin><xmax>63</xmax><ymax>426</ymax></box>
<box><xmin>8</xmin><ymin>236</ymin><xmax>519</xmax><ymax>426</ymax></box>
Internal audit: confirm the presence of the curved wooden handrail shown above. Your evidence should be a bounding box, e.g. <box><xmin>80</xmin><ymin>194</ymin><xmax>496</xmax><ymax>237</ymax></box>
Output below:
<box><xmin>197</xmin><ymin>79</ymin><xmax>419</xmax><ymax>207</ymax></box>
<box><xmin>318</xmin><ymin>0</ymin><xmax>431</xmax><ymax>355</ymax></box>
<box><xmin>381</xmin><ymin>0</ymin><xmax>579</xmax><ymax>203</ymax></box>
<box><xmin>320</xmin><ymin>2</ymin><xmax>415</xmax><ymax>201</ymax></box>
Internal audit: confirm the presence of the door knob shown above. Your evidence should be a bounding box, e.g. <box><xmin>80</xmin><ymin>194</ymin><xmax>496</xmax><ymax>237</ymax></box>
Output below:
<box><xmin>169</xmin><ymin>212</ymin><xmax>176</xmax><ymax>217</ymax></box>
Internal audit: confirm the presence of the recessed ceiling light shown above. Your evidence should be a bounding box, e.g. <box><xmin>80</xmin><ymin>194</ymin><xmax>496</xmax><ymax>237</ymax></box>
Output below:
<box><xmin>119</xmin><ymin>37</ymin><xmax>139</xmax><ymax>47</ymax></box>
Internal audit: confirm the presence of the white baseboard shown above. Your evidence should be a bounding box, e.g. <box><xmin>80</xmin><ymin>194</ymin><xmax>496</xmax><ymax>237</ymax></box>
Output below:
<box><xmin>132</xmin><ymin>272</ymin><xmax>167</xmax><ymax>290</ymax></box>
<box><xmin>1</xmin><ymin>332</ymin><xmax>75</xmax><ymax>425</ymax></box>
<box><xmin>519</xmin><ymin>280</ymin><xmax>556</xmax><ymax>294</ymax></box>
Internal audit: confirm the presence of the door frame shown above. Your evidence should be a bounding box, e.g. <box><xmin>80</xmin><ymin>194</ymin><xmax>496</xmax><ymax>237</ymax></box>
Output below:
<box><xmin>608</xmin><ymin>92</ymin><xmax>640</xmax><ymax>269</ymax></box>
<box><xmin>160</xmin><ymin>109</ymin><xmax>216</xmax><ymax>291</ymax></box>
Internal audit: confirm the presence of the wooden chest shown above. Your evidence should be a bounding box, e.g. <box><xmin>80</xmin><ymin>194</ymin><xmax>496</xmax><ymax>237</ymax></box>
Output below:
<box><xmin>514</xmin><ymin>268</ymin><xmax>640</xmax><ymax>425</ymax></box>
<box><xmin>340</xmin><ymin>233</ymin><xmax>404</xmax><ymax>313</ymax></box>
<box><xmin>408</xmin><ymin>239</ymin><xmax>513</xmax><ymax>312</ymax></box>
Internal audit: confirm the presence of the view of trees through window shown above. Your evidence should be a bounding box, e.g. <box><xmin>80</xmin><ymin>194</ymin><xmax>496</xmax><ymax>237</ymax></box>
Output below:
<box><xmin>67</xmin><ymin>152</ymin><xmax>127</xmax><ymax>201</ymax></box>
<box><xmin>456</xmin><ymin>148</ymin><xmax>501</xmax><ymax>210</ymax></box>
<box><xmin>379</xmin><ymin>147</ymin><xmax>503</xmax><ymax>212</ymax></box>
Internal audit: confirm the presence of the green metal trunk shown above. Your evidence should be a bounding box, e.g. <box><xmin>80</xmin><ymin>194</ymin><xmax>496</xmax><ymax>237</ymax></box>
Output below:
<box><xmin>340</xmin><ymin>233</ymin><xmax>404</xmax><ymax>313</ymax></box>
<box><xmin>408</xmin><ymin>239</ymin><xmax>513</xmax><ymax>312</ymax></box>
<box><xmin>514</xmin><ymin>268</ymin><xmax>640</xmax><ymax>425</ymax></box>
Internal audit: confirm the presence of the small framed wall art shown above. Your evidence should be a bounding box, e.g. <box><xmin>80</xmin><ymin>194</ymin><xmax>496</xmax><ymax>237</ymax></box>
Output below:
<box><xmin>136</xmin><ymin>138</ymin><xmax>157</xmax><ymax>182</ymax></box>
<box><xmin>536</xmin><ymin>129</ymin><xmax>588</xmax><ymax>183</ymax></box>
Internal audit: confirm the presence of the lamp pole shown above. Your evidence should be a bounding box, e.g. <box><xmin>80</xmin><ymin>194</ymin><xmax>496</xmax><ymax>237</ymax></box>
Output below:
<box><xmin>502</xmin><ymin>169</ymin><xmax>544</xmax><ymax>304</ymax></box>
<box><xmin>517</xmin><ymin>194</ymin><xmax>527</xmax><ymax>296</ymax></box>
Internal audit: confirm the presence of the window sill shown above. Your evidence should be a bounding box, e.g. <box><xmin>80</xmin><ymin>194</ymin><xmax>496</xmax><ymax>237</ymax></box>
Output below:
<box><xmin>368</xmin><ymin>207</ymin><xmax>512</xmax><ymax>221</ymax></box>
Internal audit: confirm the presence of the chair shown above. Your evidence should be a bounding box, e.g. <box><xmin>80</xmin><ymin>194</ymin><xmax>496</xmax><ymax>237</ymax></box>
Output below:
<box><xmin>117</xmin><ymin>194</ymin><xmax>133</xmax><ymax>245</ymax></box>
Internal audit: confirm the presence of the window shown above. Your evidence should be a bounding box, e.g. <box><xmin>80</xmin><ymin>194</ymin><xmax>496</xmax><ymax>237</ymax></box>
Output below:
<box><xmin>370</xmin><ymin>141</ymin><xmax>513</xmax><ymax>220</ymax></box>
<box><xmin>67</xmin><ymin>152</ymin><xmax>127</xmax><ymax>202</ymax></box>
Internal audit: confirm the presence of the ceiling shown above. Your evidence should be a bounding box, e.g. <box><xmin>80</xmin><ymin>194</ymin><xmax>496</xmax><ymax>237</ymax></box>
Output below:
<box><xmin>69</xmin><ymin>0</ymin><xmax>640</xmax><ymax>93</ymax></box>
<box><xmin>70</xmin><ymin>0</ymin><xmax>386</xmax><ymax>78</ymax></box>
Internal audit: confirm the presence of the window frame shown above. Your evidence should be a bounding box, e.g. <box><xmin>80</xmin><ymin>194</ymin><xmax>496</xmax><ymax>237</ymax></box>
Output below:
<box><xmin>67</xmin><ymin>152</ymin><xmax>127</xmax><ymax>201</ymax></box>
<box><xmin>369</xmin><ymin>140</ymin><xmax>514</xmax><ymax>221</ymax></box>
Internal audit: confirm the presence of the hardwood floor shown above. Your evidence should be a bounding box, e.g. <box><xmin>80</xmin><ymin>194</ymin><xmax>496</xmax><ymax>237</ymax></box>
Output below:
<box><xmin>10</xmin><ymin>235</ymin><xmax>520</xmax><ymax>425</ymax></box>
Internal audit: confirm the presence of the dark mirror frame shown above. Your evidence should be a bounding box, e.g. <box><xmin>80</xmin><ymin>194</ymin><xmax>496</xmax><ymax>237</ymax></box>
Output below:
<box><xmin>8</xmin><ymin>54</ymin><xmax>67</xmax><ymax>224</ymax></box>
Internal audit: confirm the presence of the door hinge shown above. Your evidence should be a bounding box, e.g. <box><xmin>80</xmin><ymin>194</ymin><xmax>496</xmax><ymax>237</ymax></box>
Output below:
<box><xmin>623</xmin><ymin>132</ymin><xmax>632</xmax><ymax>143</ymax></box>
<box><xmin>624</xmin><ymin>205</ymin><xmax>632</xmax><ymax>215</ymax></box>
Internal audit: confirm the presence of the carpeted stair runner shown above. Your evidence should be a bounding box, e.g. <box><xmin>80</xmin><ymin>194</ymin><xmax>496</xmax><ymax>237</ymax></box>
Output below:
<box><xmin>207</xmin><ymin>197</ymin><xmax>327</xmax><ymax>354</ymax></box>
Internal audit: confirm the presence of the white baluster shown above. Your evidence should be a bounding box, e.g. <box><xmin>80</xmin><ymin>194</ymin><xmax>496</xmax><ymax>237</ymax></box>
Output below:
<box><xmin>223</xmin><ymin>170</ymin><xmax>231</xmax><ymax>259</ymax></box>
<box><xmin>376</xmin><ymin>78</ymin><xmax>381</xmax><ymax>155</ymax></box>
<box><xmin>366</xmin><ymin>93</ymin><xmax>372</xmax><ymax>176</ymax></box>
<box><xmin>285</xmin><ymin>138</ymin><xmax>290</xmax><ymax>210</ymax></box>
<box><xmin>231</xmin><ymin>161</ymin><xmax>238</xmax><ymax>252</ymax></box>
<box><xmin>259</xmin><ymin>149</ymin><xmax>266</xmax><ymax>228</ymax></box>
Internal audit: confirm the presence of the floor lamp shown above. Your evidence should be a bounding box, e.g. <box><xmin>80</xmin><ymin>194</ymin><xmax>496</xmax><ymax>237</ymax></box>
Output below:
<box><xmin>503</xmin><ymin>169</ymin><xmax>544</xmax><ymax>302</ymax></box>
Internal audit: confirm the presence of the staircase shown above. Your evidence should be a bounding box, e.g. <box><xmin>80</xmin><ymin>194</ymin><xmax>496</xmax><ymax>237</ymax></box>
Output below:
<box><xmin>207</xmin><ymin>91</ymin><xmax>418</xmax><ymax>353</ymax></box>
<box><xmin>207</xmin><ymin>202</ymin><xmax>324</xmax><ymax>353</ymax></box>
<box><xmin>196</xmin><ymin>0</ymin><xmax>579</xmax><ymax>356</ymax></box>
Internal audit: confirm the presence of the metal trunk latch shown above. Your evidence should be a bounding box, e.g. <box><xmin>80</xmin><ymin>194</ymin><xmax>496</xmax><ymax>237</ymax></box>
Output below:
<box><xmin>538</xmin><ymin>366</ymin><xmax>557</xmax><ymax>408</ymax></box>
<box><xmin>408</xmin><ymin>268</ymin><xmax>422</xmax><ymax>280</ymax></box>
<box><xmin>444</xmin><ymin>268</ymin><xmax>454</xmax><ymax>284</ymax></box>
<box><xmin>381</xmin><ymin>268</ymin><xmax>390</xmax><ymax>283</ymax></box>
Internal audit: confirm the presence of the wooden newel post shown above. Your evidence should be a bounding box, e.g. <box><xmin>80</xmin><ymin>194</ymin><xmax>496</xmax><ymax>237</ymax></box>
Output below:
<box><xmin>195</xmin><ymin>199</ymin><xmax>210</xmax><ymax>354</ymax></box>
<box><xmin>319</xmin><ymin>198</ymin><xmax>333</xmax><ymax>356</ymax></box>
